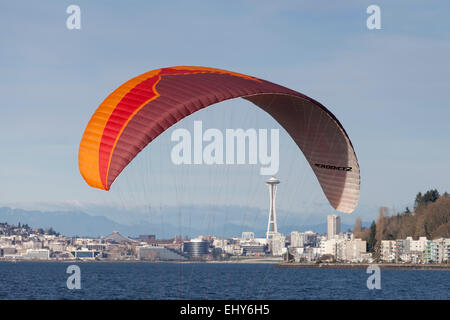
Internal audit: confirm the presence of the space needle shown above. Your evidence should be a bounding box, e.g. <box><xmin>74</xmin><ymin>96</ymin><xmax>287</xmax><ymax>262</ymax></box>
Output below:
<box><xmin>266</xmin><ymin>176</ymin><xmax>280</xmax><ymax>240</ymax></box>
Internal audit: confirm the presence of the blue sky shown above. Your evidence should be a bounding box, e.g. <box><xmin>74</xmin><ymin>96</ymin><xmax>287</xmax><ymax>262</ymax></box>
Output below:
<box><xmin>1</xmin><ymin>1</ymin><xmax>449</xmax><ymax>227</ymax></box>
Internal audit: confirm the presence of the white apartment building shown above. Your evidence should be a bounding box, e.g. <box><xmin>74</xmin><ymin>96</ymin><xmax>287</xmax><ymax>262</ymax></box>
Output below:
<box><xmin>290</xmin><ymin>231</ymin><xmax>304</xmax><ymax>248</ymax></box>
<box><xmin>270</xmin><ymin>233</ymin><xmax>286</xmax><ymax>256</ymax></box>
<box><xmin>407</xmin><ymin>236</ymin><xmax>428</xmax><ymax>252</ymax></box>
<box><xmin>340</xmin><ymin>238</ymin><xmax>367</xmax><ymax>262</ymax></box>
<box><xmin>425</xmin><ymin>238</ymin><xmax>450</xmax><ymax>263</ymax></box>
<box><xmin>381</xmin><ymin>240</ymin><xmax>397</xmax><ymax>262</ymax></box>
<box><xmin>292</xmin><ymin>246</ymin><xmax>321</xmax><ymax>262</ymax></box>
<box><xmin>320</xmin><ymin>238</ymin><xmax>338</xmax><ymax>257</ymax></box>
<box><xmin>381</xmin><ymin>237</ymin><xmax>449</xmax><ymax>264</ymax></box>
<box><xmin>320</xmin><ymin>237</ymin><xmax>367</xmax><ymax>262</ymax></box>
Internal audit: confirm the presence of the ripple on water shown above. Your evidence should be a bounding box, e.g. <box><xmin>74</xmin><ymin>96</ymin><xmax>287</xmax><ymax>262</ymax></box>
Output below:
<box><xmin>0</xmin><ymin>262</ymin><xmax>448</xmax><ymax>300</ymax></box>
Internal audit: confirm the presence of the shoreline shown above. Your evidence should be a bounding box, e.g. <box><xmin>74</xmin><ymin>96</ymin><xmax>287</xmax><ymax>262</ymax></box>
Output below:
<box><xmin>275</xmin><ymin>263</ymin><xmax>450</xmax><ymax>270</ymax></box>
<box><xmin>0</xmin><ymin>259</ymin><xmax>283</xmax><ymax>264</ymax></box>
<box><xmin>1</xmin><ymin>259</ymin><xmax>449</xmax><ymax>269</ymax></box>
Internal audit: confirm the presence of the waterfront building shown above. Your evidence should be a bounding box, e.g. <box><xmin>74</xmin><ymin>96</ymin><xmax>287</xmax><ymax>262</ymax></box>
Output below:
<box><xmin>433</xmin><ymin>238</ymin><xmax>450</xmax><ymax>263</ymax></box>
<box><xmin>381</xmin><ymin>240</ymin><xmax>398</xmax><ymax>262</ymax></box>
<box><xmin>241</xmin><ymin>243</ymin><xmax>266</xmax><ymax>256</ymax></box>
<box><xmin>293</xmin><ymin>246</ymin><xmax>321</xmax><ymax>262</ymax></box>
<box><xmin>320</xmin><ymin>238</ymin><xmax>338</xmax><ymax>257</ymax></box>
<box><xmin>86</xmin><ymin>243</ymin><xmax>107</xmax><ymax>251</ymax></box>
<box><xmin>423</xmin><ymin>238</ymin><xmax>450</xmax><ymax>264</ymax></box>
<box><xmin>404</xmin><ymin>237</ymin><xmax>427</xmax><ymax>263</ymax></box>
<box><xmin>226</xmin><ymin>244</ymin><xmax>243</xmax><ymax>256</ymax></box>
<box><xmin>270</xmin><ymin>233</ymin><xmax>286</xmax><ymax>256</ymax></box>
<box><xmin>290</xmin><ymin>231</ymin><xmax>304</xmax><ymax>248</ymax></box>
<box><xmin>320</xmin><ymin>237</ymin><xmax>367</xmax><ymax>262</ymax></box>
<box><xmin>22</xmin><ymin>249</ymin><xmax>50</xmax><ymax>260</ymax></box>
<box><xmin>240</xmin><ymin>234</ymin><xmax>268</xmax><ymax>256</ymax></box>
<box><xmin>183</xmin><ymin>238</ymin><xmax>209</xmax><ymax>258</ymax></box>
<box><xmin>340</xmin><ymin>238</ymin><xmax>367</xmax><ymax>262</ymax></box>
<box><xmin>408</xmin><ymin>236</ymin><xmax>428</xmax><ymax>252</ymax></box>
<box><xmin>70</xmin><ymin>248</ymin><xmax>101</xmax><ymax>259</ymax></box>
<box><xmin>0</xmin><ymin>247</ymin><xmax>17</xmax><ymax>257</ymax></box>
<box><xmin>380</xmin><ymin>236</ymin><xmax>450</xmax><ymax>264</ymax></box>
<box><xmin>443</xmin><ymin>238</ymin><xmax>450</xmax><ymax>262</ymax></box>
<box><xmin>424</xmin><ymin>240</ymin><xmax>438</xmax><ymax>263</ymax></box>
<box><xmin>138</xmin><ymin>245</ymin><xmax>186</xmax><ymax>260</ymax></box>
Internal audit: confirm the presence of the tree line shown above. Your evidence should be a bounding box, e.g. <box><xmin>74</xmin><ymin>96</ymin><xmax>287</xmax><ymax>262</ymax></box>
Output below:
<box><xmin>354</xmin><ymin>189</ymin><xmax>450</xmax><ymax>254</ymax></box>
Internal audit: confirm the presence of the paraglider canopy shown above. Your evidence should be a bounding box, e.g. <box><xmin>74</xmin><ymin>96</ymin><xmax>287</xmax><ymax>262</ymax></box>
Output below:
<box><xmin>79</xmin><ymin>66</ymin><xmax>360</xmax><ymax>213</ymax></box>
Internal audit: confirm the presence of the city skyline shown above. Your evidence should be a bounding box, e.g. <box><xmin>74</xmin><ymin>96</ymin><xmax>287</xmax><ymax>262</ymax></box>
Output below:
<box><xmin>1</xmin><ymin>210</ymin><xmax>448</xmax><ymax>265</ymax></box>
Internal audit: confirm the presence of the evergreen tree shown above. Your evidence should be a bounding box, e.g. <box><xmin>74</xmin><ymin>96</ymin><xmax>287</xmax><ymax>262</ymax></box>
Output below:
<box><xmin>415</xmin><ymin>189</ymin><xmax>440</xmax><ymax>207</ymax></box>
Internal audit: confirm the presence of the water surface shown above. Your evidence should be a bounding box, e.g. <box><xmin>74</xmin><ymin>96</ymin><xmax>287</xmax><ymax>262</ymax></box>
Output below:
<box><xmin>0</xmin><ymin>262</ymin><xmax>448</xmax><ymax>300</ymax></box>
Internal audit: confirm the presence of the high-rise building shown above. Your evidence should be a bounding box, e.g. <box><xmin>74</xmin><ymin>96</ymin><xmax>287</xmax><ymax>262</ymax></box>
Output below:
<box><xmin>290</xmin><ymin>231</ymin><xmax>304</xmax><ymax>248</ymax></box>
<box><xmin>271</xmin><ymin>233</ymin><xmax>286</xmax><ymax>256</ymax></box>
<box><xmin>327</xmin><ymin>214</ymin><xmax>341</xmax><ymax>239</ymax></box>
<box><xmin>266</xmin><ymin>177</ymin><xmax>280</xmax><ymax>240</ymax></box>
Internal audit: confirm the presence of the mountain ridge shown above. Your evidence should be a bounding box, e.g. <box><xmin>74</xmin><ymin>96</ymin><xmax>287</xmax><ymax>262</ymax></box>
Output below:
<box><xmin>0</xmin><ymin>206</ymin><xmax>365</xmax><ymax>238</ymax></box>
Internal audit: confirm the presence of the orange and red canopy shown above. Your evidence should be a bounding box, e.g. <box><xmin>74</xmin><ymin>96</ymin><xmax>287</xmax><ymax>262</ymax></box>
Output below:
<box><xmin>79</xmin><ymin>66</ymin><xmax>360</xmax><ymax>213</ymax></box>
